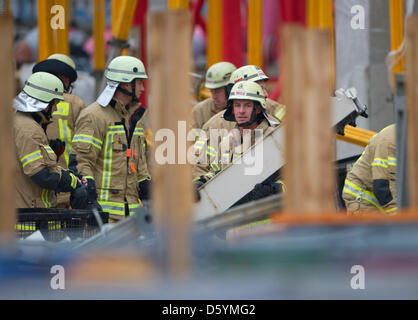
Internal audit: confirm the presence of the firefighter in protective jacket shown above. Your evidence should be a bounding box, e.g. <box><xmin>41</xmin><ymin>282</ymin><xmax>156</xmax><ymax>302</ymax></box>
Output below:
<box><xmin>69</xmin><ymin>56</ymin><xmax>150</xmax><ymax>223</ymax></box>
<box><xmin>32</xmin><ymin>53</ymin><xmax>87</xmax><ymax>207</ymax></box>
<box><xmin>14</xmin><ymin>72</ymin><xmax>88</xmax><ymax>209</ymax></box>
<box><xmin>342</xmin><ymin>124</ymin><xmax>397</xmax><ymax>215</ymax></box>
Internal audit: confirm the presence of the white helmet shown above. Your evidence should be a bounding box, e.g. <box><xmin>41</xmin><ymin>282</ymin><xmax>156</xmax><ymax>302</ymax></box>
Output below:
<box><xmin>97</xmin><ymin>55</ymin><xmax>148</xmax><ymax>106</ymax></box>
<box><xmin>14</xmin><ymin>72</ymin><xmax>64</xmax><ymax>113</ymax></box>
<box><xmin>205</xmin><ymin>62</ymin><xmax>236</xmax><ymax>89</ymax></box>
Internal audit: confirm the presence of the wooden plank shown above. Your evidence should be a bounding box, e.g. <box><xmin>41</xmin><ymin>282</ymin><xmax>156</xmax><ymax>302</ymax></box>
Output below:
<box><xmin>37</xmin><ymin>0</ymin><xmax>54</xmax><ymax>61</ymax></box>
<box><xmin>247</xmin><ymin>0</ymin><xmax>263</xmax><ymax>68</ymax></box>
<box><xmin>282</xmin><ymin>25</ymin><xmax>335</xmax><ymax>214</ymax></box>
<box><xmin>148</xmin><ymin>10</ymin><xmax>193</xmax><ymax>278</ymax></box>
<box><xmin>0</xmin><ymin>14</ymin><xmax>16</xmax><ymax>245</ymax></box>
<box><xmin>406</xmin><ymin>15</ymin><xmax>418</xmax><ymax>209</ymax></box>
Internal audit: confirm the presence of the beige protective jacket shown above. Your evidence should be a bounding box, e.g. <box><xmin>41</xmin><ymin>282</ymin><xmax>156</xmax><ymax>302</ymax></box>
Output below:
<box><xmin>191</xmin><ymin>97</ymin><xmax>225</xmax><ymax>130</ymax></box>
<box><xmin>193</xmin><ymin>118</ymin><xmax>278</xmax><ymax>180</ymax></box>
<box><xmin>342</xmin><ymin>124</ymin><xmax>397</xmax><ymax>214</ymax></box>
<box><xmin>46</xmin><ymin>93</ymin><xmax>87</xmax><ymax>207</ymax></box>
<box><xmin>14</xmin><ymin>111</ymin><xmax>61</xmax><ymax>208</ymax></box>
<box><xmin>70</xmin><ymin>100</ymin><xmax>149</xmax><ymax>218</ymax></box>
<box><xmin>201</xmin><ymin>98</ymin><xmax>286</xmax><ymax>136</ymax></box>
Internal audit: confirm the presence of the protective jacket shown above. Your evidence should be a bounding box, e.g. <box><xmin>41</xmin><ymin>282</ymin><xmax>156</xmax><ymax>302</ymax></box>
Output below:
<box><xmin>46</xmin><ymin>93</ymin><xmax>87</xmax><ymax>168</ymax></box>
<box><xmin>193</xmin><ymin>117</ymin><xmax>278</xmax><ymax>180</ymax></box>
<box><xmin>342</xmin><ymin>124</ymin><xmax>397</xmax><ymax>214</ymax></box>
<box><xmin>201</xmin><ymin>98</ymin><xmax>286</xmax><ymax>136</ymax></box>
<box><xmin>15</xmin><ymin>111</ymin><xmax>61</xmax><ymax>208</ymax></box>
<box><xmin>70</xmin><ymin>100</ymin><xmax>149</xmax><ymax>218</ymax></box>
<box><xmin>191</xmin><ymin>97</ymin><xmax>224</xmax><ymax>130</ymax></box>
<box><xmin>46</xmin><ymin>93</ymin><xmax>87</xmax><ymax>207</ymax></box>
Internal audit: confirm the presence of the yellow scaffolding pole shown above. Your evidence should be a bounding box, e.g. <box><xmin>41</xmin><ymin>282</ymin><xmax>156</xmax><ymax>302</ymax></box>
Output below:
<box><xmin>112</xmin><ymin>0</ymin><xmax>138</xmax><ymax>42</ymax></box>
<box><xmin>38</xmin><ymin>0</ymin><xmax>55</xmax><ymax>61</ymax></box>
<box><xmin>53</xmin><ymin>0</ymin><xmax>69</xmax><ymax>55</ymax></box>
<box><xmin>111</xmin><ymin>0</ymin><xmax>126</xmax><ymax>55</ymax></box>
<box><xmin>207</xmin><ymin>0</ymin><xmax>222</xmax><ymax>67</ymax></box>
<box><xmin>168</xmin><ymin>0</ymin><xmax>189</xmax><ymax>10</ymax></box>
<box><xmin>306</xmin><ymin>0</ymin><xmax>335</xmax><ymax>90</ymax></box>
<box><xmin>247</xmin><ymin>0</ymin><xmax>262</xmax><ymax>68</ymax></box>
<box><xmin>389</xmin><ymin>0</ymin><xmax>405</xmax><ymax>88</ymax></box>
<box><xmin>93</xmin><ymin>0</ymin><xmax>106</xmax><ymax>71</ymax></box>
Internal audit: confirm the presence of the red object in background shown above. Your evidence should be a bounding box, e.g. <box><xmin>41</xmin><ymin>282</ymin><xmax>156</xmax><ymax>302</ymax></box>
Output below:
<box><xmin>222</xmin><ymin>0</ymin><xmax>244</xmax><ymax>68</ymax></box>
<box><xmin>269</xmin><ymin>0</ymin><xmax>306</xmax><ymax>101</ymax></box>
<box><xmin>132</xmin><ymin>0</ymin><xmax>148</xmax><ymax>108</ymax></box>
<box><xmin>191</xmin><ymin>0</ymin><xmax>206</xmax><ymax>34</ymax></box>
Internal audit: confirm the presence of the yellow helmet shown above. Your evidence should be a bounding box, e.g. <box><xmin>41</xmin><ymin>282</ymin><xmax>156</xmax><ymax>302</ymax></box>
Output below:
<box><xmin>205</xmin><ymin>61</ymin><xmax>236</xmax><ymax>89</ymax></box>
<box><xmin>105</xmin><ymin>55</ymin><xmax>148</xmax><ymax>83</ymax></box>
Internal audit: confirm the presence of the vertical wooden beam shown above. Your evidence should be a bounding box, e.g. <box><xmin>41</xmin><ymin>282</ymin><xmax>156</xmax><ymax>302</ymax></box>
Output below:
<box><xmin>0</xmin><ymin>12</ymin><xmax>16</xmax><ymax>245</ymax></box>
<box><xmin>93</xmin><ymin>0</ymin><xmax>106</xmax><ymax>71</ymax></box>
<box><xmin>168</xmin><ymin>0</ymin><xmax>189</xmax><ymax>10</ymax></box>
<box><xmin>406</xmin><ymin>15</ymin><xmax>418</xmax><ymax>209</ymax></box>
<box><xmin>389</xmin><ymin>0</ymin><xmax>405</xmax><ymax>88</ymax></box>
<box><xmin>53</xmin><ymin>0</ymin><xmax>69</xmax><ymax>55</ymax></box>
<box><xmin>148</xmin><ymin>11</ymin><xmax>193</xmax><ymax>277</ymax></box>
<box><xmin>282</xmin><ymin>25</ymin><xmax>335</xmax><ymax>214</ymax></box>
<box><xmin>207</xmin><ymin>0</ymin><xmax>222</xmax><ymax>67</ymax></box>
<box><xmin>38</xmin><ymin>0</ymin><xmax>54</xmax><ymax>61</ymax></box>
<box><xmin>247</xmin><ymin>0</ymin><xmax>263</xmax><ymax>68</ymax></box>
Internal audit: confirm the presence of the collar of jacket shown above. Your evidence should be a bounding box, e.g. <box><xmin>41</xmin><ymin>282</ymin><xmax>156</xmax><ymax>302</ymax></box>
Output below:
<box><xmin>109</xmin><ymin>99</ymin><xmax>130</xmax><ymax>117</ymax></box>
<box><xmin>211</xmin><ymin>98</ymin><xmax>226</xmax><ymax>114</ymax></box>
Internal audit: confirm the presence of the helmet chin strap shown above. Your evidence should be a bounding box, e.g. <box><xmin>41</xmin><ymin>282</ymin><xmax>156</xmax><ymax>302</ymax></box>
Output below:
<box><xmin>116</xmin><ymin>81</ymin><xmax>139</xmax><ymax>104</ymax></box>
<box><xmin>237</xmin><ymin>103</ymin><xmax>259</xmax><ymax>127</ymax></box>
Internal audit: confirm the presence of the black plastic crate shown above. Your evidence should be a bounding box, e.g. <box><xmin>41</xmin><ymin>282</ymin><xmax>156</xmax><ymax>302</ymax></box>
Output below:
<box><xmin>16</xmin><ymin>208</ymin><xmax>109</xmax><ymax>242</ymax></box>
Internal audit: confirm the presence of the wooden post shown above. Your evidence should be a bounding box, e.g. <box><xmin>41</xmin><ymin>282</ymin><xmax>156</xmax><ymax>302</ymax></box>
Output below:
<box><xmin>207</xmin><ymin>0</ymin><xmax>222</xmax><ymax>67</ymax></box>
<box><xmin>0</xmin><ymin>11</ymin><xmax>16</xmax><ymax>245</ymax></box>
<box><xmin>148</xmin><ymin>10</ymin><xmax>193</xmax><ymax>278</ymax></box>
<box><xmin>282</xmin><ymin>25</ymin><xmax>335</xmax><ymax>214</ymax></box>
<box><xmin>38</xmin><ymin>0</ymin><xmax>55</xmax><ymax>61</ymax></box>
<box><xmin>53</xmin><ymin>0</ymin><xmax>69</xmax><ymax>55</ymax></box>
<box><xmin>406</xmin><ymin>15</ymin><xmax>418</xmax><ymax>208</ymax></box>
<box><xmin>247</xmin><ymin>0</ymin><xmax>263</xmax><ymax>68</ymax></box>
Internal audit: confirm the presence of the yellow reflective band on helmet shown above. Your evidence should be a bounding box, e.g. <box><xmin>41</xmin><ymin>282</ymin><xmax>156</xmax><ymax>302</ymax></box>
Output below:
<box><xmin>72</xmin><ymin>134</ymin><xmax>103</xmax><ymax>150</ymax></box>
<box><xmin>53</xmin><ymin>102</ymin><xmax>70</xmax><ymax>116</ymax></box>
<box><xmin>20</xmin><ymin>150</ymin><xmax>43</xmax><ymax>168</ymax></box>
<box><xmin>274</xmin><ymin>106</ymin><xmax>286</xmax><ymax>121</ymax></box>
<box><xmin>100</xmin><ymin>125</ymin><xmax>126</xmax><ymax>202</ymax></box>
<box><xmin>41</xmin><ymin>189</ymin><xmax>51</xmax><ymax>208</ymax></box>
<box><xmin>58</xmin><ymin>118</ymin><xmax>71</xmax><ymax>167</ymax></box>
<box><xmin>98</xmin><ymin>201</ymin><xmax>125</xmax><ymax>215</ymax></box>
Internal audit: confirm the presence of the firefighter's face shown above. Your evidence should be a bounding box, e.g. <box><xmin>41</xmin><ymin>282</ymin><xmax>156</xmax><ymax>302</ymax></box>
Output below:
<box><xmin>232</xmin><ymin>99</ymin><xmax>260</xmax><ymax>125</ymax></box>
<box><xmin>210</xmin><ymin>87</ymin><xmax>227</xmax><ymax>109</ymax></box>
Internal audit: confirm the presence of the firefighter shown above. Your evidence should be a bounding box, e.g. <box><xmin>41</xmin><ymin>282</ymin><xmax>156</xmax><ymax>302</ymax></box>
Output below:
<box><xmin>193</xmin><ymin>81</ymin><xmax>283</xmax><ymax>200</ymax></box>
<box><xmin>191</xmin><ymin>61</ymin><xmax>236</xmax><ymax>130</ymax></box>
<box><xmin>32</xmin><ymin>53</ymin><xmax>87</xmax><ymax>208</ymax></box>
<box><xmin>69</xmin><ymin>56</ymin><xmax>150</xmax><ymax>223</ymax></box>
<box><xmin>200</xmin><ymin>65</ymin><xmax>286</xmax><ymax>136</ymax></box>
<box><xmin>342</xmin><ymin>124</ymin><xmax>397</xmax><ymax>215</ymax></box>
<box><xmin>13</xmin><ymin>72</ymin><xmax>88</xmax><ymax>209</ymax></box>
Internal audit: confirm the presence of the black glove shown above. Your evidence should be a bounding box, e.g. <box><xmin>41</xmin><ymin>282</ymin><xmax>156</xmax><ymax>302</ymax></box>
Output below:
<box><xmin>70</xmin><ymin>184</ymin><xmax>88</xmax><ymax>209</ymax></box>
<box><xmin>138</xmin><ymin>179</ymin><xmax>151</xmax><ymax>200</ymax></box>
<box><xmin>86</xmin><ymin>178</ymin><xmax>102</xmax><ymax>211</ymax></box>
<box><xmin>49</xmin><ymin>139</ymin><xmax>66</xmax><ymax>160</ymax></box>
<box><xmin>251</xmin><ymin>181</ymin><xmax>282</xmax><ymax>201</ymax></box>
<box><xmin>57</xmin><ymin>170</ymin><xmax>80</xmax><ymax>193</ymax></box>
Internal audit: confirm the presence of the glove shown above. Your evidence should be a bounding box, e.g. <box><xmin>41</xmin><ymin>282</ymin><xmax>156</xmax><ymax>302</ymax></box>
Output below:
<box><xmin>86</xmin><ymin>178</ymin><xmax>102</xmax><ymax>211</ymax></box>
<box><xmin>57</xmin><ymin>170</ymin><xmax>80</xmax><ymax>193</ymax></box>
<box><xmin>70</xmin><ymin>184</ymin><xmax>88</xmax><ymax>209</ymax></box>
<box><xmin>193</xmin><ymin>177</ymin><xmax>207</xmax><ymax>202</ymax></box>
<box><xmin>138</xmin><ymin>179</ymin><xmax>151</xmax><ymax>200</ymax></box>
<box><xmin>49</xmin><ymin>139</ymin><xmax>66</xmax><ymax>160</ymax></box>
<box><xmin>251</xmin><ymin>181</ymin><xmax>282</xmax><ymax>201</ymax></box>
